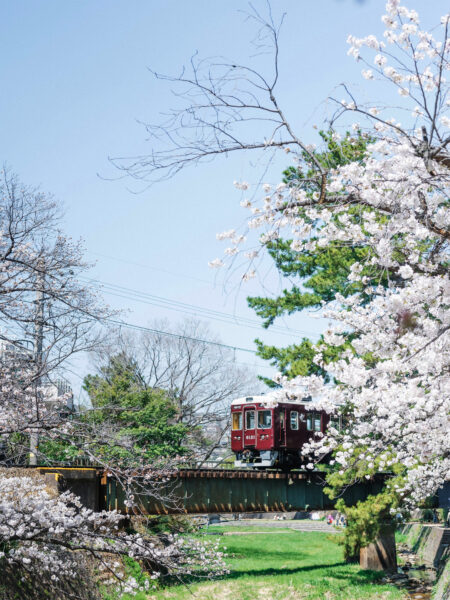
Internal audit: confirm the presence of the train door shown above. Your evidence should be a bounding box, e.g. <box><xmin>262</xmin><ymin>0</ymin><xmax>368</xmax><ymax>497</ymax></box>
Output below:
<box><xmin>244</xmin><ymin>406</ymin><xmax>256</xmax><ymax>447</ymax></box>
<box><xmin>287</xmin><ymin>409</ymin><xmax>300</xmax><ymax>446</ymax></box>
<box><xmin>231</xmin><ymin>410</ymin><xmax>243</xmax><ymax>452</ymax></box>
<box><xmin>279</xmin><ymin>407</ymin><xmax>287</xmax><ymax>446</ymax></box>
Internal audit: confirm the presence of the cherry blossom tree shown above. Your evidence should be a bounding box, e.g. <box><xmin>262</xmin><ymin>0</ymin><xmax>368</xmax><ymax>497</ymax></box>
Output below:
<box><xmin>118</xmin><ymin>1</ymin><xmax>449</xmax><ymax>509</ymax></box>
<box><xmin>0</xmin><ymin>470</ymin><xmax>226</xmax><ymax>599</ymax></box>
<box><xmin>218</xmin><ymin>3</ymin><xmax>449</xmax><ymax>507</ymax></box>
<box><xmin>0</xmin><ymin>168</ymin><xmax>112</xmax><ymax>450</ymax></box>
<box><xmin>0</xmin><ymin>171</ymin><xmax>227</xmax><ymax>597</ymax></box>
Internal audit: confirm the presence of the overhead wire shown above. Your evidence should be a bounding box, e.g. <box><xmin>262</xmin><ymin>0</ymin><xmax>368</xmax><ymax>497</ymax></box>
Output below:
<box><xmin>82</xmin><ymin>277</ymin><xmax>321</xmax><ymax>341</ymax></box>
<box><xmin>88</xmin><ymin>251</ymin><xmax>213</xmax><ymax>285</ymax></box>
<box><xmin>106</xmin><ymin>318</ymin><xmax>257</xmax><ymax>354</ymax></box>
<box><xmin>106</xmin><ymin>319</ymin><xmax>276</xmax><ymax>373</ymax></box>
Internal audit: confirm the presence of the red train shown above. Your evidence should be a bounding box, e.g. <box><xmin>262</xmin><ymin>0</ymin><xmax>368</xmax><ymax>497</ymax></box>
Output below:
<box><xmin>231</xmin><ymin>395</ymin><xmax>333</xmax><ymax>468</ymax></box>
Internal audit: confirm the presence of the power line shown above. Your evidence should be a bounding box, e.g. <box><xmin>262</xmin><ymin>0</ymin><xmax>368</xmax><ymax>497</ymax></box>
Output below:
<box><xmin>88</xmin><ymin>251</ymin><xmax>213</xmax><ymax>286</ymax></box>
<box><xmin>83</xmin><ymin>277</ymin><xmax>320</xmax><ymax>340</ymax></box>
<box><xmin>106</xmin><ymin>319</ymin><xmax>278</xmax><ymax>373</ymax></box>
<box><xmin>106</xmin><ymin>318</ymin><xmax>257</xmax><ymax>354</ymax></box>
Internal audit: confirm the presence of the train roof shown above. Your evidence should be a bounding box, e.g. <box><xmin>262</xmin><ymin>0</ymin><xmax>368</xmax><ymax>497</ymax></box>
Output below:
<box><xmin>231</xmin><ymin>394</ymin><xmax>314</xmax><ymax>408</ymax></box>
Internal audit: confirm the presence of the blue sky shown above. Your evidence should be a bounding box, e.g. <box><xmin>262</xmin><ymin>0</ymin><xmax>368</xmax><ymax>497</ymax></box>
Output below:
<box><xmin>1</xmin><ymin>0</ymin><xmax>447</xmax><ymax>397</ymax></box>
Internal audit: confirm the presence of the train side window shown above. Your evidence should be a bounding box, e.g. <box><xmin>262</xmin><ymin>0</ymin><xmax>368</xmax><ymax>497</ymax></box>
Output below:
<box><xmin>258</xmin><ymin>410</ymin><xmax>272</xmax><ymax>429</ymax></box>
<box><xmin>245</xmin><ymin>410</ymin><xmax>255</xmax><ymax>429</ymax></box>
<box><xmin>232</xmin><ymin>412</ymin><xmax>242</xmax><ymax>430</ymax></box>
<box><xmin>330</xmin><ymin>416</ymin><xmax>341</xmax><ymax>431</ymax></box>
<box><xmin>307</xmin><ymin>413</ymin><xmax>322</xmax><ymax>432</ymax></box>
<box><xmin>314</xmin><ymin>414</ymin><xmax>322</xmax><ymax>431</ymax></box>
<box><xmin>290</xmin><ymin>411</ymin><xmax>299</xmax><ymax>430</ymax></box>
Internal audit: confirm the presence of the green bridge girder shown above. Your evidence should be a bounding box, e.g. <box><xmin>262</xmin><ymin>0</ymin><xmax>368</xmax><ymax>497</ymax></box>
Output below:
<box><xmin>33</xmin><ymin>467</ymin><xmax>449</xmax><ymax>513</ymax></box>
<box><xmin>106</xmin><ymin>470</ymin><xmax>387</xmax><ymax>514</ymax></box>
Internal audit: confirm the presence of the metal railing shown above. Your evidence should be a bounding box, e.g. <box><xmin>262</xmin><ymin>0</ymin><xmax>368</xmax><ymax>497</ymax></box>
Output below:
<box><xmin>180</xmin><ymin>457</ymin><xmax>235</xmax><ymax>470</ymax></box>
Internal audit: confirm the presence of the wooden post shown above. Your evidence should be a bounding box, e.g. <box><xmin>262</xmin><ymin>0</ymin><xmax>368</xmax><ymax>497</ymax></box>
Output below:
<box><xmin>360</xmin><ymin>523</ymin><xmax>397</xmax><ymax>572</ymax></box>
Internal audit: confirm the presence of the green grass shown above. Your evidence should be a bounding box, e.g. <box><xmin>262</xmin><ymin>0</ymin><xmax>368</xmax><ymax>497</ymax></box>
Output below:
<box><xmin>395</xmin><ymin>532</ymin><xmax>407</xmax><ymax>544</ymax></box>
<box><xmin>204</xmin><ymin>525</ymin><xmax>298</xmax><ymax>533</ymax></box>
<box><xmin>145</xmin><ymin>528</ymin><xmax>407</xmax><ymax>600</ymax></box>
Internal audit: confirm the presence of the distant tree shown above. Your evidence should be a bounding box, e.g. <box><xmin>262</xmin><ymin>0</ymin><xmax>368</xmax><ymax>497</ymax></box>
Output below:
<box><xmin>83</xmin><ymin>353</ymin><xmax>189</xmax><ymax>462</ymax></box>
<box><xmin>0</xmin><ymin>169</ymin><xmax>111</xmax><ymax>382</ymax></box>
<box><xmin>94</xmin><ymin>319</ymin><xmax>259</xmax><ymax>462</ymax></box>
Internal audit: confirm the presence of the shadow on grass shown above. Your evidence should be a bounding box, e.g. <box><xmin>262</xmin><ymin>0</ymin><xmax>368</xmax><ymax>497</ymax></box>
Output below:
<box><xmin>222</xmin><ymin>561</ymin><xmax>349</xmax><ymax>580</ymax></box>
<box><xmin>162</xmin><ymin>560</ymin><xmax>347</xmax><ymax>587</ymax></box>
<box><xmin>162</xmin><ymin>560</ymin><xmax>390</xmax><ymax>591</ymax></box>
<box><xmin>228</xmin><ymin>547</ymin><xmax>310</xmax><ymax>562</ymax></box>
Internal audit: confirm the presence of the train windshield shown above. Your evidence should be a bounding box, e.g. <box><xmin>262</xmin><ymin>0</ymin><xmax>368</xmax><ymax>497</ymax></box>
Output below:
<box><xmin>258</xmin><ymin>410</ymin><xmax>272</xmax><ymax>429</ymax></box>
<box><xmin>245</xmin><ymin>410</ymin><xmax>256</xmax><ymax>429</ymax></box>
<box><xmin>232</xmin><ymin>412</ymin><xmax>243</xmax><ymax>430</ymax></box>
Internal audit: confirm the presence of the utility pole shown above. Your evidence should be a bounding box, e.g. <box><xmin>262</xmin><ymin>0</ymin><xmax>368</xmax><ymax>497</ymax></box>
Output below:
<box><xmin>29</xmin><ymin>266</ymin><xmax>44</xmax><ymax>466</ymax></box>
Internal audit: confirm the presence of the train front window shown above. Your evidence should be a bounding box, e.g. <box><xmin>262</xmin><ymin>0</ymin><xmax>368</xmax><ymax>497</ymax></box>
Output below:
<box><xmin>290</xmin><ymin>411</ymin><xmax>299</xmax><ymax>430</ymax></box>
<box><xmin>245</xmin><ymin>410</ymin><xmax>255</xmax><ymax>429</ymax></box>
<box><xmin>232</xmin><ymin>412</ymin><xmax>242</xmax><ymax>430</ymax></box>
<box><xmin>258</xmin><ymin>410</ymin><xmax>271</xmax><ymax>429</ymax></box>
<box><xmin>314</xmin><ymin>415</ymin><xmax>321</xmax><ymax>431</ymax></box>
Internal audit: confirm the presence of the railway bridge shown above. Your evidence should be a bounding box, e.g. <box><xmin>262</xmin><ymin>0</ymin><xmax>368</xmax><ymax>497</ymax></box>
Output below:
<box><xmin>106</xmin><ymin>469</ymin><xmax>387</xmax><ymax>514</ymax></box>
<box><xmin>33</xmin><ymin>466</ymin><xmax>449</xmax><ymax>575</ymax></box>
<box><xmin>39</xmin><ymin>466</ymin><xmax>387</xmax><ymax>514</ymax></box>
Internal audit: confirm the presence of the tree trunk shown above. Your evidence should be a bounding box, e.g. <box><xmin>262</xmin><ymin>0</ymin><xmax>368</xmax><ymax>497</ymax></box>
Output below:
<box><xmin>360</xmin><ymin>523</ymin><xmax>397</xmax><ymax>572</ymax></box>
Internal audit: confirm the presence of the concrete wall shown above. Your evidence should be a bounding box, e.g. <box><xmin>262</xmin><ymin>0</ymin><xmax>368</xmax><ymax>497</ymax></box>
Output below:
<box><xmin>38</xmin><ymin>468</ymin><xmax>101</xmax><ymax>511</ymax></box>
<box><xmin>434</xmin><ymin>558</ymin><xmax>450</xmax><ymax>600</ymax></box>
<box><xmin>400</xmin><ymin>524</ymin><xmax>450</xmax><ymax>600</ymax></box>
<box><xmin>400</xmin><ymin>523</ymin><xmax>450</xmax><ymax>568</ymax></box>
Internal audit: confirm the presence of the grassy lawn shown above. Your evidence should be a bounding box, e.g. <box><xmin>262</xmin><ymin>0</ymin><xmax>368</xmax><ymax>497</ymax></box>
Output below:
<box><xmin>145</xmin><ymin>527</ymin><xmax>407</xmax><ymax>600</ymax></box>
<box><xmin>207</xmin><ymin>525</ymin><xmax>300</xmax><ymax>533</ymax></box>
